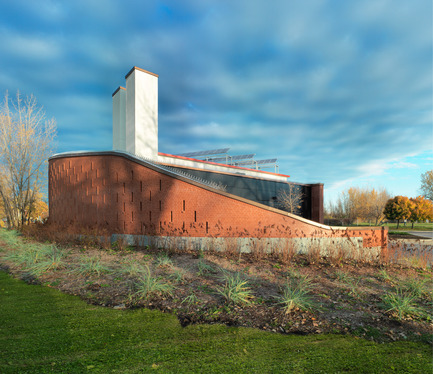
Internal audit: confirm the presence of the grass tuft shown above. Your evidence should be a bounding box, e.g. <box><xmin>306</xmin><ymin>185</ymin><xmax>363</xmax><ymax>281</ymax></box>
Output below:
<box><xmin>196</xmin><ymin>259</ymin><xmax>216</xmax><ymax>276</ymax></box>
<box><xmin>26</xmin><ymin>245</ymin><xmax>67</xmax><ymax>276</ymax></box>
<box><xmin>400</xmin><ymin>278</ymin><xmax>429</xmax><ymax>299</ymax></box>
<box><xmin>181</xmin><ymin>292</ymin><xmax>199</xmax><ymax>306</ymax></box>
<box><xmin>378</xmin><ymin>269</ymin><xmax>393</xmax><ymax>283</ymax></box>
<box><xmin>118</xmin><ymin>257</ymin><xmax>148</xmax><ymax>277</ymax></box>
<box><xmin>381</xmin><ymin>287</ymin><xmax>421</xmax><ymax>321</ymax></box>
<box><xmin>132</xmin><ymin>265</ymin><xmax>174</xmax><ymax>301</ymax></box>
<box><xmin>170</xmin><ymin>268</ymin><xmax>187</xmax><ymax>283</ymax></box>
<box><xmin>154</xmin><ymin>253</ymin><xmax>174</xmax><ymax>268</ymax></box>
<box><xmin>277</xmin><ymin>275</ymin><xmax>317</xmax><ymax>313</ymax></box>
<box><xmin>216</xmin><ymin>272</ymin><xmax>254</xmax><ymax>305</ymax></box>
<box><xmin>72</xmin><ymin>255</ymin><xmax>111</xmax><ymax>277</ymax></box>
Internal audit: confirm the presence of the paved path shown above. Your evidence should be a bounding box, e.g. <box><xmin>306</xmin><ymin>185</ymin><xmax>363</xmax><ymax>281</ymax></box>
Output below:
<box><xmin>408</xmin><ymin>231</ymin><xmax>433</xmax><ymax>239</ymax></box>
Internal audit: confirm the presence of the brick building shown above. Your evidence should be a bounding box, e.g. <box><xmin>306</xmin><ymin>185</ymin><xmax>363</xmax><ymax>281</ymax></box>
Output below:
<box><xmin>48</xmin><ymin>67</ymin><xmax>387</xmax><ymax>254</ymax></box>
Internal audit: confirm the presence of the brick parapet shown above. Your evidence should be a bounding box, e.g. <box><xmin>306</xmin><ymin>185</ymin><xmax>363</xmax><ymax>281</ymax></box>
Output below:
<box><xmin>48</xmin><ymin>152</ymin><xmax>387</xmax><ymax>250</ymax></box>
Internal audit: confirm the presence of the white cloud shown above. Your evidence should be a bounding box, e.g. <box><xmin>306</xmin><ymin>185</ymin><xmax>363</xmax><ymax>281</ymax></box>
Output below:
<box><xmin>0</xmin><ymin>30</ymin><xmax>63</xmax><ymax>61</ymax></box>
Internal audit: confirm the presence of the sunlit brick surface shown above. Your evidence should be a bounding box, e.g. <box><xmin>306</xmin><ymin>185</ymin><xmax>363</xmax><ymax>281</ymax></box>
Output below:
<box><xmin>49</xmin><ymin>153</ymin><xmax>387</xmax><ymax>249</ymax></box>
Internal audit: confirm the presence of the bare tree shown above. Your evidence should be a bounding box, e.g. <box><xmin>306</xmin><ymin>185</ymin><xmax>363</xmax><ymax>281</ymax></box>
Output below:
<box><xmin>277</xmin><ymin>184</ymin><xmax>304</xmax><ymax>215</ymax></box>
<box><xmin>0</xmin><ymin>91</ymin><xmax>56</xmax><ymax>228</ymax></box>
<box><xmin>367</xmin><ymin>188</ymin><xmax>391</xmax><ymax>225</ymax></box>
<box><xmin>328</xmin><ymin>187</ymin><xmax>390</xmax><ymax>225</ymax></box>
<box><xmin>420</xmin><ymin>170</ymin><xmax>433</xmax><ymax>201</ymax></box>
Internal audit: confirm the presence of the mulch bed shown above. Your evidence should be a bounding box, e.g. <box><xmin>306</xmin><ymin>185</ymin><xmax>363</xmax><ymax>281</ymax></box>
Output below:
<box><xmin>1</xmin><ymin>237</ymin><xmax>432</xmax><ymax>345</ymax></box>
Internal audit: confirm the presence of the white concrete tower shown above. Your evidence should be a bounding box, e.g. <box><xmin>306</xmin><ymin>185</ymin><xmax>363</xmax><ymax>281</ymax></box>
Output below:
<box><xmin>112</xmin><ymin>86</ymin><xmax>126</xmax><ymax>151</ymax></box>
<box><xmin>125</xmin><ymin>67</ymin><xmax>159</xmax><ymax>159</ymax></box>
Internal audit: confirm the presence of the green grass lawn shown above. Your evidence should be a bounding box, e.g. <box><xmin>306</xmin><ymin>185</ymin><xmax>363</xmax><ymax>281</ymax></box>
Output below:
<box><xmin>349</xmin><ymin>222</ymin><xmax>432</xmax><ymax>232</ymax></box>
<box><xmin>0</xmin><ymin>271</ymin><xmax>431</xmax><ymax>373</ymax></box>
<box><xmin>384</xmin><ymin>222</ymin><xmax>433</xmax><ymax>232</ymax></box>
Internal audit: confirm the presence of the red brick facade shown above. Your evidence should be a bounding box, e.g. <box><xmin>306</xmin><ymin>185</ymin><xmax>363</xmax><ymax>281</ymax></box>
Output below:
<box><xmin>49</xmin><ymin>152</ymin><xmax>387</xmax><ymax>249</ymax></box>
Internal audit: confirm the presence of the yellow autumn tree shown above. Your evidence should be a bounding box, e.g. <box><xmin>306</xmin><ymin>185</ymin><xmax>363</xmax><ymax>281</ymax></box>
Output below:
<box><xmin>408</xmin><ymin>196</ymin><xmax>433</xmax><ymax>229</ymax></box>
<box><xmin>330</xmin><ymin>187</ymin><xmax>391</xmax><ymax>225</ymax></box>
<box><xmin>0</xmin><ymin>91</ymin><xmax>56</xmax><ymax>228</ymax></box>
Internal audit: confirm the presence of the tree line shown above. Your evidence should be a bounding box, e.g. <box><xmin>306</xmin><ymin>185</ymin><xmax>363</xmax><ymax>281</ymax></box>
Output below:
<box><xmin>326</xmin><ymin>173</ymin><xmax>433</xmax><ymax>228</ymax></box>
<box><xmin>383</xmin><ymin>195</ymin><xmax>432</xmax><ymax>229</ymax></box>
<box><xmin>326</xmin><ymin>187</ymin><xmax>391</xmax><ymax>225</ymax></box>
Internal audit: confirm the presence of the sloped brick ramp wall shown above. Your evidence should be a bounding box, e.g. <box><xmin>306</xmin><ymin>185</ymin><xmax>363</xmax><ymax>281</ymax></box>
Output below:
<box><xmin>49</xmin><ymin>151</ymin><xmax>387</xmax><ymax>257</ymax></box>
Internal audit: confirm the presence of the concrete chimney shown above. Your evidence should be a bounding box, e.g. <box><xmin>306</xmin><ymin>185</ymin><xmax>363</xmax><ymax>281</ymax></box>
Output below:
<box><xmin>112</xmin><ymin>86</ymin><xmax>126</xmax><ymax>151</ymax></box>
<box><xmin>125</xmin><ymin>67</ymin><xmax>159</xmax><ymax>159</ymax></box>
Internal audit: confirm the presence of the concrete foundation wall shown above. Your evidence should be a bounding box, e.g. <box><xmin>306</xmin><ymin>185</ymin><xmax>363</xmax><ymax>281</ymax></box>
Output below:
<box><xmin>48</xmin><ymin>152</ymin><xmax>387</xmax><ymax>253</ymax></box>
<box><xmin>110</xmin><ymin>234</ymin><xmax>381</xmax><ymax>261</ymax></box>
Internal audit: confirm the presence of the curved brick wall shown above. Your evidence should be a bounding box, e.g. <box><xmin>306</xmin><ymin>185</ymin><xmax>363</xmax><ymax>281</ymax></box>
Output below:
<box><xmin>48</xmin><ymin>152</ymin><xmax>387</xmax><ymax>250</ymax></box>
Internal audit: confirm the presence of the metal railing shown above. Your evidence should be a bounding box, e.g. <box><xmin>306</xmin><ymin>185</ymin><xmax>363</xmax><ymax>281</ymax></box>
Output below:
<box><xmin>119</xmin><ymin>150</ymin><xmax>227</xmax><ymax>192</ymax></box>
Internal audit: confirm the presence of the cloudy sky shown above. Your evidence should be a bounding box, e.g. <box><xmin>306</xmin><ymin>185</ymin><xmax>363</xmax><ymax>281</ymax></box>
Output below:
<box><xmin>0</xmin><ymin>0</ymin><xmax>431</xmax><ymax>203</ymax></box>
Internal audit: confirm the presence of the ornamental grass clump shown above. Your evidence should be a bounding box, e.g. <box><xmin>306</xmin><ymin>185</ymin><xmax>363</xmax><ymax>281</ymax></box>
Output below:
<box><xmin>154</xmin><ymin>253</ymin><xmax>174</xmax><ymax>268</ymax></box>
<box><xmin>0</xmin><ymin>229</ymin><xmax>23</xmax><ymax>249</ymax></box>
<box><xmin>400</xmin><ymin>278</ymin><xmax>429</xmax><ymax>300</ymax></box>
<box><xmin>133</xmin><ymin>265</ymin><xmax>174</xmax><ymax>301</ymax></box>
<box><xmin>196</xmin><ymin>258</ymin><xmax>216</xmax><ymax>276</ymax></box>
<box><xmin>181</xmin><ymin>292</ymin><xmax>199</xmax><ymax>306</ymax></box>
<box><xmin>27</xmin><ymin>245</ymin><xmax>67</xmax><ymax>276</ymax></box>
<box><xmin>278</xmin><ymin>275</ymin><xmax>317</xmax><ymax>313</ymax></box>
<box><xmin>381</xmin><ymin>287</ymin><xmax>421</xmax><ymax>321</ymax></box>
<box><xmin>3</xmin><ymin>241</ymin><xmax>66</xmax><ymax>277</ymax></box>
<box><xmin>217</xmin><ymin>272</ymin><xmax>254</xmax><ymax>305</ymax></box>
<box><xmin>119</xmin><ymin>257</ymin><xmax>148</xmax><ymax>278</ymax></box>
<box><xmin>3</xmin><ymin>246</ymin><xmax>40</xmax><ymax>268</ymax></box>
<box><xmin>170</xmin><ymin>268</ymin><xmax>187</xmax><ymax>283</ymax></box>
<box><xmin>73</xmin><ymin>255</ymin><xmax>111</xmax><ymax>277</ymax></box>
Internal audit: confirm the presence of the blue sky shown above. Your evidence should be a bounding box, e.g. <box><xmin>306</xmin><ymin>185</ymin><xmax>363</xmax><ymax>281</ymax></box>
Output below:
<box><xmin>0</xmin><ymin>0</ymin><xmax>431</xmax><ymax>203</ymax></box>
